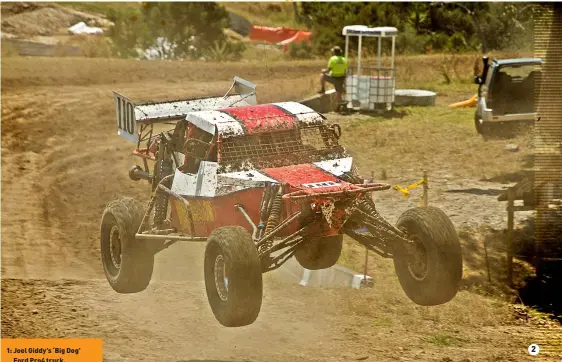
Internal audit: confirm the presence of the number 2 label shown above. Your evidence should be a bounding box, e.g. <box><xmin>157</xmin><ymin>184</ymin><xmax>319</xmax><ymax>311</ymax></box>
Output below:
<box><xmin>528</xmin><ymin>343</ymin><xmax>540</xmax><ymax>356</ymax></box>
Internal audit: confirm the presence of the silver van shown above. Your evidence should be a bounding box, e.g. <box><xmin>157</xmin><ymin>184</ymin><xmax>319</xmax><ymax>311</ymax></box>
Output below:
<box><xmin>474</xmin><ymin>56</ymin><xmax>543</xmax><ymax>137</ymax></box>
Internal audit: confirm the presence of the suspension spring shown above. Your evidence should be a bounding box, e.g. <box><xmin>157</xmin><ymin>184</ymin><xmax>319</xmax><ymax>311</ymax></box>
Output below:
<box><xmin>261</xmin><ymin>187</ymin><xmax>283</xmax><ymax>251</ymax></box>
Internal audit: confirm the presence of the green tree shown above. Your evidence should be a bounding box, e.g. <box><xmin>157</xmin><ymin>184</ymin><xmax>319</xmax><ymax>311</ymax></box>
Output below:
<box><xmin>106</xmin><ymin>7</ymin><xmax>148</xmax><ymax>58</ymax></box>
<box><xmin>108</xmin><ymin>2</ymin><xmax>239</xmax><ymax>60</ymax></box>
<box><xmin>142</xmin><ymin>2</ymin><xmax>230</xmax><ymax>58</ymax></box>
<box><xmin>300</xmin><ymin>2</ymin><xmax>538</xmax><ymax>56</ymax></box>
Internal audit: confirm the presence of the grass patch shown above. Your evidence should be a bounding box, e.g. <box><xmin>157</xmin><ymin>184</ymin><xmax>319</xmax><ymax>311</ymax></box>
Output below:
<box><xmin>333</xmin><ymin>104</ymin><xmax>533</xmax><ymax>182</ymax></box>
<box><xmin>423</xmin><ymin>334</ymin><xmax>465</xmax><ymax>347</ymax></box>
<box><xmin>2</xmin><ymin>52</ymin><xmax>522</xmax><ymax>94</ymax></box>
<box><xmin>371</xmin><ymin>317</ymin><xmax>393</xmax><ymax>327</ymax></box>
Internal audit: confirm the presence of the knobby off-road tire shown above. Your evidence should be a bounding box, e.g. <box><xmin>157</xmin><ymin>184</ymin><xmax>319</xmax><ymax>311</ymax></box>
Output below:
<box><xmin>204</xmin><ymin>226</ymin><xmax>263</xmax><ymax>327</ymax></box>
<box><xmin>393</xmin><ymin>206</ymin><xmax>462</xmax><ymax>306</ymax></box>
<box><xmin>100</xmin><ymin>197</ymin><xmax>154</xmax><ymax>293</ymax></box>
<box><xmin>294</xmin><ymin>235</ymin><xmax>343</xmax><ymax>270</ymax></box>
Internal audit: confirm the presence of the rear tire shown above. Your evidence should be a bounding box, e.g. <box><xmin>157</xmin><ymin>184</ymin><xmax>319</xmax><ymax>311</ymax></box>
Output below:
<box><xmin>100</xmin><ymin>197</ymin><xmax>154</xmax><ymax>293</ymax></box>
<box><xmin>474</xmin><ymin>113</ymin><xmax>485</xmax><ymax>135</ymax></box>
<box><xmin>204</xmin><ymin>226</ymin><xmax>263</xmax><ymax>327</ymax></box>
<box><xmin>295</xmin><ymin>235</ymin><xmax>343</xmax><ymax>270</ymax></box>
<box><xmin>393</xmin><ymin>206</ymin><xmax>462</xmax><ymax>306</ymax></box>
<box><xmin>474</xmin><ymin>114</ymin><xmax>495</xmax><ymax>139</ymax></box>
<box><xmin>475</xmin><ymin>113</ymin><xmax>532</xmax><ymax>139</ymax></box>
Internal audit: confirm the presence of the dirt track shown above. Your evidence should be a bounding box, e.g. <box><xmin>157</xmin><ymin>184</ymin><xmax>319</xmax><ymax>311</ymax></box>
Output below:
<box><xmin>3</xmin><ymin>60</ymin><xmax>562</xmax><ymax>362</ymax></box>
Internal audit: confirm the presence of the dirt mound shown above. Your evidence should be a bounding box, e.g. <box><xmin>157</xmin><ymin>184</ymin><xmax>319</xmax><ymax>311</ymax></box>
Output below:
<box><xmin>0</xmin><ymin>2</ymin><xmax>41</xmax><ymax>18</ymax></box>
<box><xmin>2</xmin><ymin>7</ymin><xmax>80</xmax><ymax>36</ymax></box>
<box><xmin>1</xmin><ymin>3</ymin><xmax>112</xmax><ymax>37</ymax></box>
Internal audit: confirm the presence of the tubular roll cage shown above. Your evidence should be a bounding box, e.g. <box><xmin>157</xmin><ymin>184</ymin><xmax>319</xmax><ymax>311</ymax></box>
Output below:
<box><xmin>122</xmin><ymin>78</ymin><xmax>417</xmax><ymax>272</ymax></box>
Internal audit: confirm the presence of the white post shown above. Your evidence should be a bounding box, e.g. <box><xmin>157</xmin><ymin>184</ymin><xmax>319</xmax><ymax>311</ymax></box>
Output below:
<box><xmin>391</xmin><ymin>36</ymin><xmax>396</xmax><ymax>71</ymax></box>
<box><xmin>377</xmin><ymin>36</ymin><xmax>382</xmax><ymax>71</ymax></box>
<box><xmin>390</xmin><ymin>35</ymin><xmax>396</xmax><ymax>108</ymax></box>
<box><xmin>357</xmin><ymin>35</ymin><xmax>362</xmax><ymax>78</ymax></box>
<box><xmin>344</xmin><ymin>34</ymin><xmax>350</xmax><ymax>105</ymax></box>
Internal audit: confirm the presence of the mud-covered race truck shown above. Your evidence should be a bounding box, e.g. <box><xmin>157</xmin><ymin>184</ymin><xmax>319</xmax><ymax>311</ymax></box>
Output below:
<box><xmin>101</xmin><ymin>77</ymin><xmax>463</xmax><ymax>327</ymax></box>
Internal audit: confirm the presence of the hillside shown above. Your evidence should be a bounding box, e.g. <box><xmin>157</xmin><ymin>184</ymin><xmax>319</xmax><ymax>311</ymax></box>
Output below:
<box><xmin>1</xmin><ymin>1</ymin><xmax>301</xmax><ymax>61</ymax></box>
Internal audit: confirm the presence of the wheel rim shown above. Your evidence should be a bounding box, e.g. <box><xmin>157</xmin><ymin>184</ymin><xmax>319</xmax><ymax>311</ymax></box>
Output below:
<box><xmin>407</xmin><ymin>236</ymin><xmax>428</xmax><ymax>281</ymax></box>
<box><xmin>109</xmin><ymin>226</ymin><xmax>122</xmax><ymax>270</ymax></box>
<box><xmin>214</xmin><ymin>255</ymin><xmax>229</xmax><ymax>301</ymax></box>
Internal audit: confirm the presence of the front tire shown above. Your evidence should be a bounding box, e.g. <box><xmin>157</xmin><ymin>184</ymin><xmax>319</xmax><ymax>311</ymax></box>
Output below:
<box><xmin>100</xmin><ymin>197</ymin><xmax>154</xmax><ymax>293</ymax></box>
<box><xmin>393</xmin><ymin>206</ymin><xmax>462</xmax><ymax>306</ymax></box>
<box><xmin>204</xmin><ymin>226</ymin><xmax>263</xmax><ymax>327</ymax></box>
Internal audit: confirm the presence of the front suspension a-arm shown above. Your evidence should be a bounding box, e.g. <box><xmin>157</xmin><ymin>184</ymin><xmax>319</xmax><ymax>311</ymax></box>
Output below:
<box><xmin>344</xmin><ymin>208</ymin><xmax>414</xmax><ymax>258</ymax></box>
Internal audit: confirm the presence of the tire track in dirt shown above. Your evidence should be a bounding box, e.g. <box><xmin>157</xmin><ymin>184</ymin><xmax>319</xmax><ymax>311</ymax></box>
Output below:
<box><xmin>4</xmin><ymin>276</ymin><xmax>559</xmax><ymax>362</ymax></box>
<box><xmin>2</xmin><ymin>91</ymin><xmax>99</xmax><ymax>278</ymax></box>
<box><xmin>1</xmin><ymin>278</ymin><xmax>346</xmax><ymax>362</ymax></box>
<box><xmin>1</xmin><ymin>83</ymin><xmax>214</xmax><ymax>278</ymax></box>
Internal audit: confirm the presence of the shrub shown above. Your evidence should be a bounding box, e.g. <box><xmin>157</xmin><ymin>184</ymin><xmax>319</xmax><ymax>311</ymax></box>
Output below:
<box><xmin>204</xmin><ymin>40</ymin><xmax>247</xmax><ymax>62</ymax></box>
<box><xmin>396</xmin><ymin>24</ymin><xmax>428</xmax><ymax>54</ymax></box>
<box><xmin>288</xmin><ymin>41</ymin><xmax>314</xmax><ymax>59</ymax></box>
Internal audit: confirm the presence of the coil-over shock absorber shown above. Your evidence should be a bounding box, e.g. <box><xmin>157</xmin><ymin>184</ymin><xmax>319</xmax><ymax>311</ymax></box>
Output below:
<box><xmin>261</xmin><ymin>185</ymin><xmax>283</xmax><ymax>251</ymax></box>
<box><xmin>152</xmin><ymin>135</ymin><xmax>174</xmax><ymax>228</ymax></box>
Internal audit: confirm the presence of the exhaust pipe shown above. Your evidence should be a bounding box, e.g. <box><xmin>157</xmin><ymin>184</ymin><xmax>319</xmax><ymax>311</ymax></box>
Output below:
<box><xmin>129</xmin><ymin>165</ymin><xmax>152</xmax><ymax>182</ymax></box>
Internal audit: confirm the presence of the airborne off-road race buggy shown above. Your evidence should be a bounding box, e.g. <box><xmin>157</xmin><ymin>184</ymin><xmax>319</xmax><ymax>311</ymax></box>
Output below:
<box><xmin>101</xmin><ymin>77</ymin><xmax>463</xmax><ymax>327</ymax></box>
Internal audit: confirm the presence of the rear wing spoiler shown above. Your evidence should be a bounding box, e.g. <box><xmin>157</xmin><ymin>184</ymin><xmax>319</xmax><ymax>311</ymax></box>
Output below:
<box><xmin>112</xmin><ymin>76</ymin><xmax>257</xmax><ymax>143</ymax></box>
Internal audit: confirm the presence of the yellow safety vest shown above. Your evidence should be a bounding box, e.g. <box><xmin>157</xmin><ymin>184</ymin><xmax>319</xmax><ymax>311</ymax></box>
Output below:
<box><xmin>328</xmin><ymin>56</ymin><xmax>348</xmax><ymax>77</ymax></box>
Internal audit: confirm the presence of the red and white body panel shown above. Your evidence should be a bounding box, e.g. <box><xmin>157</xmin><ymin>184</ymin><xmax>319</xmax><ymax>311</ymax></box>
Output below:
<box><xmin>186</xmin><ymin>101</ymin><xmax>324</xmax><ymax>139</ymax></box>
<box><xmin>169</xmin><ymin>157</ymin><xmax>354</xmax><ymax>237</ymax></box>
<box><xmin>169</xmin><ymin>101</ymin><xmax>354</xmax><ymax>237</ymax></box>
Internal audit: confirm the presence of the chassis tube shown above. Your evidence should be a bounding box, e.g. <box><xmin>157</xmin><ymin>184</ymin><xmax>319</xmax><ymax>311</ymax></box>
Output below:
<box><xmin>256</xmin><ymin>211</ymin><xmax>302</xmax><ymax>247</ymax></box>
<box><xmin>157</xmin><ymin>182</ymin><xmax>196</xmax><ymax>235</ymax></box>
<box><xmin>136</xmin><ymin>234</ymin><xmax>206</xmax><ymax>242</ymax></box>
<box><xmin>235</xmin><ymin>204</ymin><xmax>258</xmax><ymax>240</ymax></box>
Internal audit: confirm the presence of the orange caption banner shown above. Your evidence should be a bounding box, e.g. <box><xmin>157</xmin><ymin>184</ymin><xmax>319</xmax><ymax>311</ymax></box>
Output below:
<box><xmin>1</xmin><ymin>339</ymin><xmax>102</xmax><ymax>362</ymax></box>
